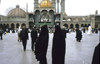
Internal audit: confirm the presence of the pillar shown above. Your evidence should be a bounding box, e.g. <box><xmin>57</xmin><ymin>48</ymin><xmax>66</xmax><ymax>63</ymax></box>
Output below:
<box><xmin>60</xmin><ymin>0</ymin><xmax>64</xmax><ymax>27</ymax></box>
<box><xmin>9</xmin><ymin>23</ymin><xmax>11</xmax><ymax>28</ymax></box>
<box><xmin>98</xmin><ymin>24</ymin><xmax>100</xmax><ymax>28</ymax></box>
<box><xmin>91</xmin><ymin>17</ymin><xmax>95</xmax><ymax>28</ymax></box>
<box><xmin>26</xmin><ymin>14</ymin><xmax>29</xmax><ymax>28</ymax></box>
<box><xmin>26</xmin><ymin>3</ymin><xmax>28</xmax><ymax>13</ymax></box>
<box><xmin>14</xmin><ymin>23</ymin><xmax>16</xmax><ymax>29</ymax></box>
<box><xmin>57</xmin><ymin>0</ymin><xmax>59</xmax><ymax>13</ymax></box>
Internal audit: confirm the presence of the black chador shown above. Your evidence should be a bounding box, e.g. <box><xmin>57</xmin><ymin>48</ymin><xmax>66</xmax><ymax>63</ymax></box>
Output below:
<box><xmin>35</xmin><ymin>25</ymin><xmax>49</xmax><ymax>64</ymax></box>
<box><xmin>52</xmin><ymin>25</ymin><xmax>66</xmax><ymax>64</ymax></box>
<box><xmin>92</xmin><ymin>43</ymin><xmax>99</xmax><ymax>64</ymax></box>
<box><xmin>31</xmin><ymin>27</ymin><xmax>37</xmax><ymax>51</ymax></box>
<box><xmin>76</xmin><ymin>30</ymin><xmax>82</xmax><ymax>42</ymax></box>
<box><xmin>19</xmin><ymin>28</ymin><xmax>28</xmax><ymax>51</ymax></box>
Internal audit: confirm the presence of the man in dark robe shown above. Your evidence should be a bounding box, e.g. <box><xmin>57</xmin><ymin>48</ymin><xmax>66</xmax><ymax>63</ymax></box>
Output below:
<box><xmin>19</xmin><ymin>26</ymin><xmax>28</xmax><ymax>51</ymax></box>
<box><xmin>31</xmin><ymin>27</ymin><xmax>37</xmax><ymax>51</ymax></box>
<box><xmin>52</xmin><ymin>25</ymin><xmax>66</xmax><ymax>64</ymax></box>
<box><xmin>92</xmin><ymin>43</ymin><xmax>99</xmax><ymax>64</ymax></box>
<box><xmin>35</xmin><ymin>25</ymin><xmax>49</xmax><ymax>64</ymax></box>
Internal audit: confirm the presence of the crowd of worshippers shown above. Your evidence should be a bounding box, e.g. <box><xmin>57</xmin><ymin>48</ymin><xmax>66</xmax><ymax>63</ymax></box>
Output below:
<box><xmin>18</xmin><ymin>25</ymin><xmax>99</xmax><ymax>64</ymax></box>
<box><xmin>0</xmin><ymin>25</ymin><xmax>99</xmax><ymax>64</ymax></box>
<box><xmin>17</xmin><ymin>25</ymin><xmax>66</xmax><ymax>64</ymax></box>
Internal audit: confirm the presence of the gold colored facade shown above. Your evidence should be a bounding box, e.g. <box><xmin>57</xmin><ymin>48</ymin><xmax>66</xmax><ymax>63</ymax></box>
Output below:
<box><xmin>40</xmin><ymin>0</ymin><xmax>52</xmax><ymax>8</ymax></box>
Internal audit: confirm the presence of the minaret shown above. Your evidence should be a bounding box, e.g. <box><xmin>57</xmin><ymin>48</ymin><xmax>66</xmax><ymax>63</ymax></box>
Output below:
<box><xmin>26</xmin><ymin>3</ymin><xmax>28</xmax><ymax>13</ymax></box>
<box><xmin>63</xmin><ymin>0</ymin><xmax>65</xmax><ymax>12</ymax></box>
<box><xmin>60</xmin><ymin>0</ymin><xmax>64</xmax><ymax>27</ymax></box>
<box><xmin>26</xmin><ymin>3</ymin><xmax>29</xmax><ymax>28</ymax></box>
<box><xmin>52</xmin><ymin>0</ymin><xmax>56</xmax><ymax>9</ymax></box>
<box><xmin>34</xmin><ymin>0</ymin><xmax>39</xmax><ymax>8</ymax></box>
<box><xmin>57</xmin><ymin>0</ymin><xmax>59</xmax><ymax>13</ymax></box>
<box><xmin>95</xmin><ymin>10</ymin><xmax>98</xmax><ymax>15</ymax></box>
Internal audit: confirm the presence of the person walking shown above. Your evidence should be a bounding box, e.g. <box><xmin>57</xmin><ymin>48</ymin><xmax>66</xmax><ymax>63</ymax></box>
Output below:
<box><xmin>92</xmin><ymin>43</ymin><xmax>99</xmax><ymax>64</ymax></box>
<box><xmin>0</xmin><ymin>28</ymin><xmax>4</xmax><ymax>40</ymax></box>
<box><xmin>83</xmin><ymin>28</ymin><xmax>85</xmax><ymax>33</ymax></box>
<box><xmin>76</xmin><ymin>29</ymin><xmax>82</xmax><ymax>42</ymax></box>
<box><xmin>31</xmin><ymin>27</ymin><xmax>38</xmax><ymax>52</ymax></box>
<box><xmin>35</xmin><ymin>25</ymin><xmax>49</xmax><ymax>64</ymax></box>
<box><xmin>17</xmin><ymin>26</ymin><xmax>22</xmax><ymax>42</ymax></box>
<box><xmin>61</xmin><ymin>26</ymin><xmax>67</xmax><ymax>38</ymax></box>
<box><xmin>52</xmin><ymin>25</ymin><xmax>66</xmax><ymax>64</ymax></box>
<box><xmin>19</xmin><ymin>26</ymin><xmax>28</xmax><ymax>51</ymax></box>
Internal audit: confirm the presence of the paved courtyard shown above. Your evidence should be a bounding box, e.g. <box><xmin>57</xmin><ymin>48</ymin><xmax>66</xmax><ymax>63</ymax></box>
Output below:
<box><xmin>0</xmin><ymin>31</ymin><xmax>99</xmax><ymax>64</ymax></box>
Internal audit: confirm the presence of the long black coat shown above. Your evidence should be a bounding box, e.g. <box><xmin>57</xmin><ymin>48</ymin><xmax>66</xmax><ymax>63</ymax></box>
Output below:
<box><xmin>52</xmin><ymin>25</ymin><xmax>66</xmax><ymax>64</ymax></box>
<box><xmin>35</xmin><ymin>26</ymin><xmax>49</xmax><ymax>61</ymax></box>
<box><xmin>62</xmin><ymin>29</ymin><xmax>67</xmax><ymax>38</ymax></box>
<box><xmin>92</xmin><ymin>43</ymin><xmax>99</xmax><ymax>64</ymax></box>
<box><xmin>31</xmin><ymin>29</ymin><xmax>37</xmax><ymax>42</ymax></box>
<box><xmin>19</xmin><ymin>29</ymin><xmax>28</xmax><ymax>40</ymax></box>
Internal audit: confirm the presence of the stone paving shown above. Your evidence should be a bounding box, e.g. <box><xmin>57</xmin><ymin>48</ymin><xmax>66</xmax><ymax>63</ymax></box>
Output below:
<box><xmin>0</xmin><ymin>31</ymin><xmax>99</xmax><ymax>64</ymax></box>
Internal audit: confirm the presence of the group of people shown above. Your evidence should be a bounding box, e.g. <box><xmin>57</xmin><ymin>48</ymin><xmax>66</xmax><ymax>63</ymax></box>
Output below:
<box><xmin>18</xmin><ymin>25</ymin><xmax>66</xmax><ymax>64</ymax></box>
<box><xmin>1</xmin><ymin>25</ymin><xmax>99</xmax><ymax>64</ymax></box>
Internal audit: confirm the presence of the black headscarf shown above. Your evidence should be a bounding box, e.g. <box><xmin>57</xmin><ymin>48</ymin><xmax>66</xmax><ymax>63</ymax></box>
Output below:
<box><xmin>54</xmin><ymin>25</ymin><xmax>64</xmax><ymax>38</ymax></box>
<box><xmin>39</xmin><ymin>26</ymin><xmax>47</xmax><ymax>37</ymax></box>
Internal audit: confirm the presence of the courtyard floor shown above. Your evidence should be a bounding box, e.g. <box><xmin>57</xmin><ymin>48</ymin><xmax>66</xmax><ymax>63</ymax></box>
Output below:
<box><xmin>0</xmin><ymin>31</ymin><xmax>99</xmax><ymax>64</ymax></box>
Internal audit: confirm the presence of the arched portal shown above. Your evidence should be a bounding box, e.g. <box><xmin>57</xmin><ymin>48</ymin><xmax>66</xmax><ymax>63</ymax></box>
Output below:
<box><xmin>0</xmin><ymin>24</ymin><xmax>2</xmax><ymax>28</ymax></box>
<box><xmin>7</xmin><ymin>24</ymin><xmax>9</xmax><ymax>28</ymax></box>
<box><xmin>21</xmin><ymin>23</ymin><xmax>26</xmax><ymax>27</ymax></box>
<box><xmin>16</xmin><ymin>23</ymin><xmax>19</xmax><ymax>28</ymax></box>
<box><xmin>70</xmin><ymin>24</ymin><xmax>73</xmax><ymax>28</ymax></box>
<box><xmin>85</xmin><ymin>24</ymin><xmax>88</xmax><ymax>27</ymax></box>
<box><xmin>81</xmin><ymin>24</ymin><xmax>83</xmax><ymax>27</ymax></box>
<box><xmin>29</xmin><ymin>22</ymin><xmax>34</xmax><ymax>29</ymax></box>
<box><xmin>75</xmin><ymin>24</ymin><xmax>79</xmax><ymax>28</ymax></box>
<box><xmin>63</xmin><ymin>24</ymin><xmax>68</xmax><ymax>28</ymax></box>
<box><xmin>88</xmin><ymin>24</ymin><xmax>90</xmax><ymax>27</ymax></box>
<box><xmin>11</xmin><ymin>23</ymin><xmax>14</xmax><ymax>29</ymax></box>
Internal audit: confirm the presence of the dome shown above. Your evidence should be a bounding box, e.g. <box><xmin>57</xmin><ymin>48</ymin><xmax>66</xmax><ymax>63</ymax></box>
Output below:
<box><xmin>63</xmin><ymin>11</ymin><xmax>67</xmax><ymax>16</ymax></box>
<box><xmin>7</xmin><ymin>5</ymin><xmax>26</xmax><ymax>17</ymax></box>
<box><xmin>40</xmin><ymin>0</ymin><xmax>52</xmax><ymax>8</ymax></box>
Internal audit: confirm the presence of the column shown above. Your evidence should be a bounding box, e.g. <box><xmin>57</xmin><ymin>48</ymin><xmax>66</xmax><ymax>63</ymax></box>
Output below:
<box><xmin>98</xmin><ymin>24</ymin><xmax>100</xmax><ymax>28</ymax></box>
<box><xmin>79</xmin><ymin>24</ymin><xmax>81</xmax><ymax>28</ymax></box>
<box><xmin>9</xmin><ymin>23</ymin><xmax>11</xmax><ymax>28</ymax></box>
<box><xmin>68</xmin><ymin>23</ymin><xmax>70</xmax><ymax>28</ymax></box>
<box><xmin>26</xmin><ymin>3</ymin><xmax>28</xmax><ymax>13</ymax></box>
<box><xmin>63</xmin><ymin>0</ymin><xmax>65</xmax><ymax>12</ymax></box>
<box><xmin>14</xmin><ymin>23</ymin><xmax>16</xmax><ymax>29</ymax></box>
<box><xmin>26</xmin><ymin>13</ymin><xmax>29</xmax><ymax>28</ymax></box>
<box><xmin>57</xmin><ymin>0</ymin><xmax>59</xmax><ymax>13</ymax></box>
<box><xmin>91</xmin><ymin>17</ymin><xmax>95</xmax><ymax>28</ymax></box>
<box><xmin>60</xmin><ymin>0</ymin><xmax>64</xmax><ymax>27</ymax></box>
<box><xmin>73</xmin><ymin>24</ymin><xmax>75</xmax><ymax>28</ymax></box>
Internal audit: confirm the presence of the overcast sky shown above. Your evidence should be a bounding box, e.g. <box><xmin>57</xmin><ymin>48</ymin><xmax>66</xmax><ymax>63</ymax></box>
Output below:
<box><xmin>0</xmin><ymin>0</ymin><xmax>100</xmax><ymax>16</ymax></box>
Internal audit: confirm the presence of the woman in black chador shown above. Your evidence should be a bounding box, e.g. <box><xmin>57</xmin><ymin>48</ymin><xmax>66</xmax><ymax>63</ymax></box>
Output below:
<box><xmin>35</xmin><ymin>25</ymin><xmax>49</xmax><ymax>64</ymax></box>
<box><xmin>76</xmin><ymin>29</ymin><xmax>82</xmax><ymax>42</ymax></box>
<box><xmin>92</xmin><ymin>43</ymin><xmax>99</xmax><ymax>64</ymax></box>
<box><xmin>52</xmin><ymin>25</ymin><xmax>66</xmax><ymax>64</ymax></box>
